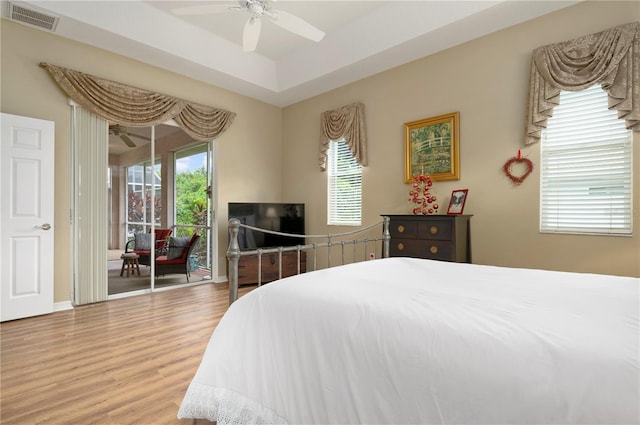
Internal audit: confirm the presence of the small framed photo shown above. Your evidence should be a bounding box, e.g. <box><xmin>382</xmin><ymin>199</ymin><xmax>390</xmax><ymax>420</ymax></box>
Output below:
<box><xmin>447</xmin><ymin>189</ymin><xmax>468</xmax><ymax>215</ymax></box>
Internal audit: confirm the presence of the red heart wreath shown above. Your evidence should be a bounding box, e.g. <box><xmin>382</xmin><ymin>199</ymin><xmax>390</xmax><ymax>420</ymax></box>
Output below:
<box><xmin>503</xmin><ymin>153</ymin><xmax>533</xmax><ymax>186</ymax></box>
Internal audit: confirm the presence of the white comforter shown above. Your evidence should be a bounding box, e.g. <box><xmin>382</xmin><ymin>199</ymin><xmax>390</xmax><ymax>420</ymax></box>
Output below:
<box><xmin>178</xmin><ymin>257</ymin><xmax>639</xmax><ymax>424</ymax></box>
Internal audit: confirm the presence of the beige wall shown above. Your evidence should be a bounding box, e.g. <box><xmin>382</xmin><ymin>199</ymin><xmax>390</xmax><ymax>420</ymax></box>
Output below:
<box><xmin>1</xmin><ymin>2</ymin><xmax>639</xmax><ymax>307</ymax></box>
<box><xmin>1</xmin><ymin>19</ymin><xmax>283</xmax><ymax>303</ymax></box>
<box><xmin>282</xmin><ymin>1</ymin><xmax>640</xmax><ymax>277</ymax></box>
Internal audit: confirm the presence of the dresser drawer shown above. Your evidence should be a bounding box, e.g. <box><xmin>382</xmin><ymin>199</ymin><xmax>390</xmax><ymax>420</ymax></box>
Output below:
<box><xmin>390</xmin><ymin>238</ymin><xmax>454</xmax><ymax>261</ymax></box>
<box><xmin>389</xmin><ymin>220</ymin><xmax>418</xmax><ymax>239</ymax></box>
<box><xmin>417</xmin><ymin>220</ymin><xmax>452</xmax><ymax>241</ymax></box>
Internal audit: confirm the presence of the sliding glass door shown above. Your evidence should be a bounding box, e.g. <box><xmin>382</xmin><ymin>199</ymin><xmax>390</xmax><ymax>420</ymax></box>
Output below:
<box><xmin>107</xmin><ymin>125</ymin><xmax>154</xmax><ymax>296</ymax></box>
<box><xmin>174</xmin><ymin>143</ymin><xmax>214</xmax><ymax>281</ymax></box>
<box><xmin>107</xmin><ymin>125</ymin><xmax>216</xmax><ymax>296</ymax></box>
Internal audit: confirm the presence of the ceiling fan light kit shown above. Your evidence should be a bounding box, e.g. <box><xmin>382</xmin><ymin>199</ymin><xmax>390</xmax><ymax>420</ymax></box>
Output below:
<box><xmin>172</xmin><ymin>0</ymin><xmax>325</xmax><ymax>53</ymax></box>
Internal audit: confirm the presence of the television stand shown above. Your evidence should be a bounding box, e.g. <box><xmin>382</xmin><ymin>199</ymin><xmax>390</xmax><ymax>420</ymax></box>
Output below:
<box><xmin>237</xmin><ymin>251</ymin><xmax>307</xmax><ymax>286</ymax></box>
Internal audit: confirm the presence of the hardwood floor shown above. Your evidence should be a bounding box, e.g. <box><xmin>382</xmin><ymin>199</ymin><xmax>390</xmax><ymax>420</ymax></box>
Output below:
<box><xmin>1</xmin><ymin>282</ymin><xmax>254</xmax><ymax>425</ymax></box>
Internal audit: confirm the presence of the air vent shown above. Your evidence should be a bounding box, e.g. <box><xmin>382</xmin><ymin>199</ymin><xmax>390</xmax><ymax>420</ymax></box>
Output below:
<box><xmin>7</xmin><ymin>1</ymin><xmax>59</xmax><ymax>32</ymax></box>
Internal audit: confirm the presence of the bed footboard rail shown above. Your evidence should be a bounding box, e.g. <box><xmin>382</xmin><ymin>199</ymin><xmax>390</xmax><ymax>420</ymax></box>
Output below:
<box><xmin>227</xmin><ymin>216</ymin><xmax>390</xmax><ymax>304</ymax></box>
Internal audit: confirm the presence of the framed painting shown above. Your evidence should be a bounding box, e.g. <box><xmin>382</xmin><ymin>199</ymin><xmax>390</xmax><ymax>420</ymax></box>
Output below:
<box><xmin>404</xmin><ymin>112</ymin><xmax>460</xmax><ymax>183</ymax></box>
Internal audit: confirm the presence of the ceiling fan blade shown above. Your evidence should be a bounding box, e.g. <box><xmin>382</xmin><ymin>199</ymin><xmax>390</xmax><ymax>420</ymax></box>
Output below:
<box><xmin>172</xmin><ymin>4</ymin><xmax>237</xmax><ymax>16</ymax></box>
<box><xmin>120</xmin><ymin>134</ymin><xmax>136</xmax><ymax>148</ymax></box>
<box><xmin>129</xmin><ymin>132</ymin><xmax>151</xmax><ymax>141</ymax></box>
<box><xmin>269</xmin><ymin>10</ymin><xmax>324</xmax><ymax>42</ymax></box>
<box><xmin>243</xmin><ymin>16</ymin><xmax>262</xmax><ymax>52</ymax></box>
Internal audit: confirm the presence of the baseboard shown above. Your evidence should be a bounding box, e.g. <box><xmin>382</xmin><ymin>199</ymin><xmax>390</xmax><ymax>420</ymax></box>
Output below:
<box><xmin>53</xmin><ymin>301</ymin><xmax>74</xmax><ymax>312</ymax></box>
<box><xmin>216</xmin><ymin>274</ymin><xmax>228</xmax><ymax>283</ymax></box>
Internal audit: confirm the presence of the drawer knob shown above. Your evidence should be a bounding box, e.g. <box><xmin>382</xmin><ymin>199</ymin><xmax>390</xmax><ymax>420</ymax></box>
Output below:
<box><xmin>430</xmin><ymin>226</ymin><xmax>439</xmax><ymax>235</ymax></box>
<box><xmin>430</xmin><ymin>246</ymin><xmax>438</xmax><ymax>254</ymax></box>
<box><xmin>397</xmin><ymin>242</ymin><xmax>404</xmax><ymax>251</ymax></box>
<box><xmin>397</xmin><ymin>225</ymin><xmax>405</xmax><ymax>233</ymax></box>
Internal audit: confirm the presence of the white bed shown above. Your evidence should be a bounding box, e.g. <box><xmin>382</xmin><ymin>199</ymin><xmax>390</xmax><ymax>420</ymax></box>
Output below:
<box><xmin>178</xmin><ymin>257</ymin><xmax>639</xmax><ymax>424</ymax></box>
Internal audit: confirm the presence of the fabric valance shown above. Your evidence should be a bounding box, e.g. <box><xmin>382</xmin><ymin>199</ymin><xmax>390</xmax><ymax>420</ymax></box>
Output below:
<box><xmin>318</xmin><ymin>102</ymin><xmax>367</xmax><ymax>170</ymax></box>
<box><xmin>40</xmin><ymin>63</ymin><xmax>235</xmax><ymax>141</ymax></box>
<box><xmin>525</xmin><ymin>22</ymin><xmax>639</xmax><ymax>145</ymax></box>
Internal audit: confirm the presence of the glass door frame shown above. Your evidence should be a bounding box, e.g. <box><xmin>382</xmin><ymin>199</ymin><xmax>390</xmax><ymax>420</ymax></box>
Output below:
<box><xmin>173</xmin><ymin>141</ymin><xmax>217</xmax><ymax>282</ymax></box>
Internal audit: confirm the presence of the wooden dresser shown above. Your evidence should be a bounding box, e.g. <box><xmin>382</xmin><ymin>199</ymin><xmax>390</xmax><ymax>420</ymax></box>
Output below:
<box><xmin>237</xmin><ymin>251</ymin><xmax>306</xmax><ymax>285</ymax></box>
<box><xmin>385</xmin><ymin>215</ymin><xmax>472</xmax><ymax>263</ymax></box>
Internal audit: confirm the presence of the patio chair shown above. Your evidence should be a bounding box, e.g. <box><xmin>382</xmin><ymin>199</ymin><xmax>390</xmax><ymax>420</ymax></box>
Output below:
<box><xmin>155</xmin><ymin>232</ymin><xmax>201</xmax><ymax>282</ymax></box>
<box><xmin>125</xmin><ymin>228</ymin><xmax>172</xmax><ymax>266</ymax></box>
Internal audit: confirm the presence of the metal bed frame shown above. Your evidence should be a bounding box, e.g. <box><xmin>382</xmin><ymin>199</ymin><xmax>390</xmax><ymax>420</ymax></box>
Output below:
<box><xmin>227</xmin><ymin>216</ymin><xmax>390</xmax><ymax>304</ymax></box>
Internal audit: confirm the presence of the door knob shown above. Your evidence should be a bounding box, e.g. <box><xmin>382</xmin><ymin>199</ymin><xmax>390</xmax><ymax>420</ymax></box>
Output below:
<box><xmin>35</xmin><ymin>223</ymin><xmax>51</xmax><ymax>230</ymax></box>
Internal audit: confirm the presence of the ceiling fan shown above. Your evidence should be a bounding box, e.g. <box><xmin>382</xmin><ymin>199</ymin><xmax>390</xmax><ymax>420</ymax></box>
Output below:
<box><xmin>172</xmin><ymin>0</ymin><xmax>325</xmax><ymax>52</ymax></box>
<box><xmin>109</xmin><ymin>124</ymin><xmax>150</xmax><ymax>148</ymax></box>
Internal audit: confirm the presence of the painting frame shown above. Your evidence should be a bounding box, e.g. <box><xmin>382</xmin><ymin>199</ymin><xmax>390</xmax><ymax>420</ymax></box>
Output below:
<box><xmin>404</xmin><ymin>112</ymin><xmax>460</xmax><ymax>183</ymax></box>
<box><xmin>447</xmin><ymin>189</ymin><xmax>468</xmax><ymax>215</ymax></box>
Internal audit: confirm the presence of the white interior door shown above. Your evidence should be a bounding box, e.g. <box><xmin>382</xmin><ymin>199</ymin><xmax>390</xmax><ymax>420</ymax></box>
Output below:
<box><xmin>1</xmin><ymin>113</ymin><xmax>55</xmax><ymax>322</ymax></box>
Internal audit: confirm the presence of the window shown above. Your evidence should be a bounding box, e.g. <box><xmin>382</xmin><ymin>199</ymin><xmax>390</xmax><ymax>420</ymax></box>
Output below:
<box><xmin>125</xmin><ymin>160</ymin><xmax>162</xmax><ymax>236</ymax></box>
<box><xmin>540</xmin><ymin>85</ymin><xmax>633</xmax><ymax>235</ymax></box>
<box><xmin>327</xmin><ymin>139</ymin><xmax>362</xmax><ymax>225</ymax></box>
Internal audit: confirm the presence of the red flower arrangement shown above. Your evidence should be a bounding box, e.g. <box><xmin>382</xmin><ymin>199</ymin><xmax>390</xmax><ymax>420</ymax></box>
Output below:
<box><xmin>408</xmin><ymin>173</ymin><xmax>439</xmax><ymax>215</ymax></box>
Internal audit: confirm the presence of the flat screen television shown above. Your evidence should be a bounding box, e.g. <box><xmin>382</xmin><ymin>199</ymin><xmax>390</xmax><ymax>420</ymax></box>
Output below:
<box><xmin>228</xmin><ymin>203</ymin><xmax>305</xmax><ymax>250</ymax></box>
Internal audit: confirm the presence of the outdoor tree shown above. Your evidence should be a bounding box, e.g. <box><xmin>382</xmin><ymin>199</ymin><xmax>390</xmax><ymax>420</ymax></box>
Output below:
<box><xmin>175</xmin><ymin>166</ymin><xmax>208</xmax><ymax>228</ymax></box>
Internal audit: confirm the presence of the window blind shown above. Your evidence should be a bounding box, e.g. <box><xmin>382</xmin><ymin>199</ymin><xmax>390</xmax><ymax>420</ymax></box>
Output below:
<box><xmin>327</xmin><ymin>140</ymin><xmax>362</xmax><ymax>226</ymax></box>
<box><xmin>71</xmin><ymin>105</ymin><xmax>109</xmax><ymax>304</ymax></box>
<box><xmin>540</xmin><ymin>85</ymin><xmax>633</xmax><ymax>235</ymax></box>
